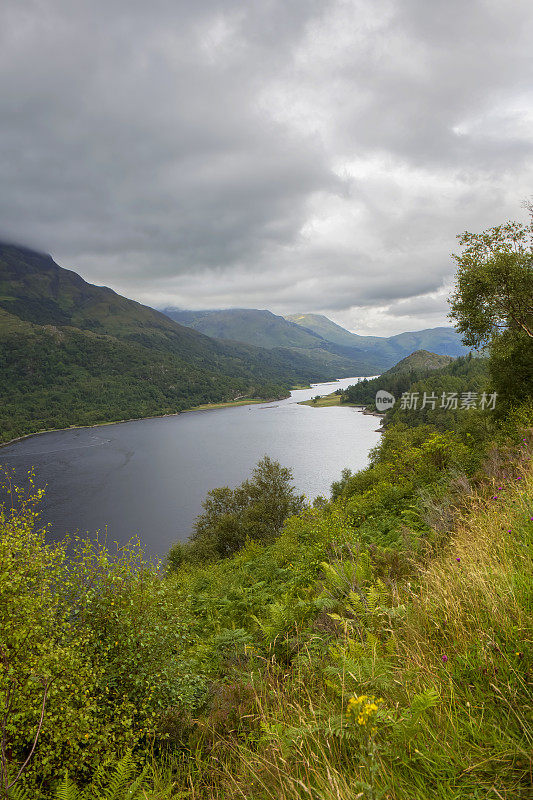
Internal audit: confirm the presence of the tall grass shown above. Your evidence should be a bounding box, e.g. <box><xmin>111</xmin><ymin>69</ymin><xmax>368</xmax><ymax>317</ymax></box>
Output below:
<box><xmin>184</xmin><ymin>463</ymin><xmax>532</xmax><ymax>799</ymax></box>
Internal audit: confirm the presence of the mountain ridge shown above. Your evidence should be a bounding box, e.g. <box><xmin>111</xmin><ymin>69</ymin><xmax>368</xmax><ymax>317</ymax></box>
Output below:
<box><xmin>162</xmin><ymin>307</ymin><xmax>469</xmax><ymax>371</ymax></box>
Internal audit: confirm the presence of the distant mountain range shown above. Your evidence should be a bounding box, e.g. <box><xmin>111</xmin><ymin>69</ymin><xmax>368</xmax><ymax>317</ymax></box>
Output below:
<box><xmin>287</xmin><ymin>313</ymin><xmax>467</xmax><ymax>360</ymax></box>
<box><xmin>162</xmin><ymin>308</ymin><xmax>469</xmax><ymax>373</ymax></box>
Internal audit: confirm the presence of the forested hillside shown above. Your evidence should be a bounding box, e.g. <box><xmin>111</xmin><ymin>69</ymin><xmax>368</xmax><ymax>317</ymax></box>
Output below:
<box><xmin>340</xmin><ymin>353</ymin><xmax>490</xmax><ymax>429</ymax></box>
<box><xmin>384</xmin><ymin>348</ymin><xmax>454</xmax><ymax>374</ymax></box>
<box><xmin>0</xmin><ymin>244</ymin><xmax>333</xmax><ymax>442</ymax></box>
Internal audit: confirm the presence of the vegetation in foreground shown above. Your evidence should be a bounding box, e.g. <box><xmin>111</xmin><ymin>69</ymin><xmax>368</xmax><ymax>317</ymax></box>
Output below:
<box><xmin>2</xmin><ymin>419</ymin><xmax>531</xmax><ymax>800</ymax></box>
<box><xmin>1</xmin><ymin>215</ymin><xmax>532</xmax><ymax>799</ymax></box>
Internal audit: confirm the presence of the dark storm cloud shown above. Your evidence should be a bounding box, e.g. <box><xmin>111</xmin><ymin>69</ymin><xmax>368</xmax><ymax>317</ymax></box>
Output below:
<box><xmin>1</xmin><ymin>0</ymin><xmax>532</xmax><ymax>335</ymax></box>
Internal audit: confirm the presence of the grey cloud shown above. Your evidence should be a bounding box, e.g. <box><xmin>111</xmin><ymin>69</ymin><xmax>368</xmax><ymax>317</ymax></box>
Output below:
<box><xmin>1</xmin><ymin>0</ymin><xmax>532</xmax><ymax>336</ymax></box>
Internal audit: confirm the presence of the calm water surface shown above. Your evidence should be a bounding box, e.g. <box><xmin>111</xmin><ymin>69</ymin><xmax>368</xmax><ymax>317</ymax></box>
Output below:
<box><xmin>0</xmin><ymin>378</ymin><xmax>380</xmax><ymax>558</ymax></box>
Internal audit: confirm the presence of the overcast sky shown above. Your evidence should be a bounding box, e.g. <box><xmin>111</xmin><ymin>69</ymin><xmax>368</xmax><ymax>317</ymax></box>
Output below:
<box><xmin>1</xmin><ymin>0</ymin><xmax>532</xmax><ymax>335</ymax></box>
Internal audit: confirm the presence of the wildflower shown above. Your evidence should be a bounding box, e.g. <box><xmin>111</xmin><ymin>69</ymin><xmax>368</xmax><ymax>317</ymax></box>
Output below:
<box><xmin>456</xmin><ymin>557</ymin><xmax>461</xmax><ymax>562</ymax></box>
<box><xmin>347</xmin><ymin>694</ymin><xmax>383</xmax><ymax>727</ymax></box>
<box><xmin>442</xmin><ymin>654</ymin><xmax>448</xmax><ymax>663</ymax></box>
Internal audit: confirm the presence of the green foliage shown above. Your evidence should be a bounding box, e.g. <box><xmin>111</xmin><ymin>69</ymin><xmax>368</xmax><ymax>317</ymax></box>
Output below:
<box><xmin>488</xmin><ymin>329</ymin><xmax>533</xmax><ymax>408</ymax></box>
<box><xmin>0</xmin><ymin>474</ymin><xmax>206</xmax><ymax>796</ymax></box>
<box><xmin>330</xmin><ymin>423</ymin><xmax>473</xmax><ymax>553</ymax></box>
<box><xmin>3</xmin><ymin>417</ymin><xmax>532</xmax><ymax>799</ymax></box>
<box><xmin>49</xmin><ymin>753</ymin><xmax>148</xmax><ymax>800</ymax></box>
<box><xmin>448</xmin><ymin>220</ymin><xmax>533</xmax><ymax>410</ymax></box>
<box><xmin>449</xmin><ymin>220</ymin><xmax>533</xmax><ymax>346</ymax></box>
<box><xmin>342</xmin><ymin>354</ymin><xmax>489</xmax><ymax>432</ymax></box>
<box><xmin>175</xmin><ymin>456</ymin><xmax>306</xmax><ymax>562</ymax></box>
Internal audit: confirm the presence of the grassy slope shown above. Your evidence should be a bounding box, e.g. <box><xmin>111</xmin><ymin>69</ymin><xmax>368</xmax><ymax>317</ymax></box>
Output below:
<box><xmin>167</xmin><ymin>449</ymin><xmax>532</xmax><ymax>799</ymax></box>
<box><xmin>299</xmin><ymin>391</ymin><xmax>342</xmax><ymax>406</ymax></box>
<box><xmin>2</xmin><ymin>397</ymin><xmax>531</xmax><ymax>799</ymax></box>
<box><xmin>243</xmin><ymin>466</ymin><xmax>532</xmax><ymax>799</ymax></box>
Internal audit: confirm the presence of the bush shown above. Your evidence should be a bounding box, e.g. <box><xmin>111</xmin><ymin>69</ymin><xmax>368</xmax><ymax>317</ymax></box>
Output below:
<box><xmin>179</xmin><ymin>456</ymin><xmax>306</xmax><ymax>562</ymax></box>
<box><xmin>0</xmin><ymin>474</ymin><xmax>206</xmax><ymax>796</ymax></box>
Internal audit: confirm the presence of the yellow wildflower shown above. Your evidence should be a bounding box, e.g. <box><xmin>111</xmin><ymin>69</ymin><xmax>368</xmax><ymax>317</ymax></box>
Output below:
<box><xmin>347</xmin><ymin>694</ymin><xmax>384</xmax><ymax>728</ymax></box>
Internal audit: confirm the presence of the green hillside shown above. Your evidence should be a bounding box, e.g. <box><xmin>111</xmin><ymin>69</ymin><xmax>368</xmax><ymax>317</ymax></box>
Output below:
<box><xmin>341</xmin><ymin>353</ymin><xmax>489</xmax><ymax>425</ymax></box>
<box><xmin>163</xmin><ymin>308</ymin><xmax>469</xmax><ymax>373</ymax></box>
<box><xmin>0</xmin><ymin>244</ymin><xmax>334</xmax><ymax>442</ymax></box>
<box><xmin>163</xmin><ymin>308</ymin><xmax>326</xmax><ymax>349</ymax></box>
<box><xmin>385</xmin><ymin>349</ymin><xmax>454</xmax><ymax>374</ymax></box>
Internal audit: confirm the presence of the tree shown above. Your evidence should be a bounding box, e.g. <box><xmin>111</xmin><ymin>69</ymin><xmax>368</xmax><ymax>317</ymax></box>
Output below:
<box><xmin>449</xmin><ymin>219</ymin><xmax>533</xmax><ymax>407</ymax></box>
<box><xmin>186</xmin><ymin>456</ymin><xmax>306</xmax><ymax>561</ymax></box>
<box><xmin>449</xmin><ymin>221</ymin><xmax>533</xmax><ymax>346</ymax></box>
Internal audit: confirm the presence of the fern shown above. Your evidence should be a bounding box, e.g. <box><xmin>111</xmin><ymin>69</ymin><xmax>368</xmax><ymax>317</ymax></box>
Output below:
<box><xmin>53</xmin><ymin>772</ymin><xmax>80</xmax><ymax>800</ymax></box>
<box><xmin>7</xmin><ymin>784</ymin><xmax>32</xmax><ymax>800</ymax></box>
<box><xmin>49</xmin><ymin>753</ymin><xmax>149</xmax><ymax>800</ymax></box>
<box><xmin>123</xmin><ymin>766</ymin><xmax>149</xmax><ymax>799</ymax></box>
<box><xmin>102</xmin><ymin>751</ymin><xmax>136</xmax><ymax>799</ymax></box>
<box><xmin>394</xmin><ymin>688</ymin><xmax>441</xmax><ymax>740</ymax></box>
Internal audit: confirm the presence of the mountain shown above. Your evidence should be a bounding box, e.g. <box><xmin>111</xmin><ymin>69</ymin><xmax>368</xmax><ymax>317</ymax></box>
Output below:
<box><xmin>286</xmin><ymin>313</ymin><xmax>469</xmax><ymax>361</ymax></box>
<box><xmin>286</xmin><ymin>313</ymin><xmax>379</xmax><ymax>348</ymax></box>
<box><xmin>0</xmin><ymin>244</ymin><xmax>334</xmax><ymax>443</ymax></box>
<box><xmin>163</xmin><ymin>308</ymin><xmax>324</xmax><ymax>349</ymax></box>
<box><xmin>340</xmin><ymin>352</ymin><xmax>487</xmax><ymax>415</ymax></box>
<box><xmin>161</xmin><ymin>308</ymin><xmax>469</xmax><ymax>375</ymax></box>
<box><xmin>384</xmin><ymin>349</ymin><xmax>455</xmax><ymax>375</ymax></box>
<box><xmin>162</xmin><ymin>307</ymin><xmax>382</xmax><ymax>376</ymax></box>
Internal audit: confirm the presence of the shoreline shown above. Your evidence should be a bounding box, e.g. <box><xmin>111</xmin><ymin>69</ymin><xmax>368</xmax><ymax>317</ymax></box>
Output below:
<box><xmin>0</xmin><ymin>380</ymin><xmax>357</xmax><ymax>451</ymax></box>
<box><xmin>298</xmin><ymin>392</ymin><xmax>385</xmax><ymax>417</ymax></box>
<box><xmin>0</xmin><ymin>394</ymin><xmax>290</xmax><ymax>451</ymax></box>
